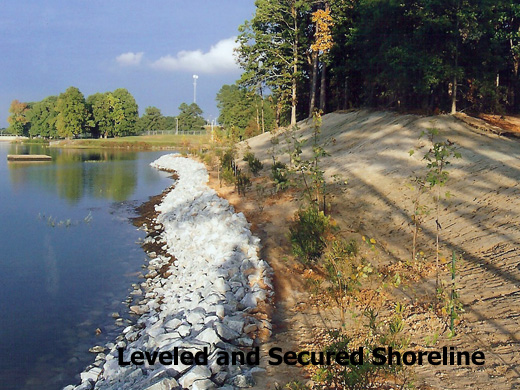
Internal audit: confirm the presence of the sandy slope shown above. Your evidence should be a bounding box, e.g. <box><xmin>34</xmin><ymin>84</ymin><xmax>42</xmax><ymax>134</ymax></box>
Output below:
<box><xmin>242</xmin><ymin>110</ymin><xmax>520</xmax><ymax>389</ymax></box>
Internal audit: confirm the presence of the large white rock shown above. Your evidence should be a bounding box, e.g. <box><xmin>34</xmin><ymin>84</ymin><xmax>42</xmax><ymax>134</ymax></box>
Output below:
<box><xmin>178</xmin><ymin>365</ymin><xmax>212</xmax><ymax>389</ymax></box>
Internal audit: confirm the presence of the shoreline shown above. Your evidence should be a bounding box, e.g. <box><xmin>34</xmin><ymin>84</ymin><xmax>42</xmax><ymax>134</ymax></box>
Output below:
<box><xmin>66</xmin><ymin>154</ymin><xmax>273</xmax><ymax>390</ymax></box>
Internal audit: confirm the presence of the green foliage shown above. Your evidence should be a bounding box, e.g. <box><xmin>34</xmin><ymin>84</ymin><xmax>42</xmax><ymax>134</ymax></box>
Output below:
<box><xmin>322</xmin><ymin>239</ymin><xmax>378</xmax><ymax>325</ymax></box>
<box><xmin>289</xmin><ymin>205</ymin><xmax>331</xmax><ymax>263</ymax></box>
<box><xmin>10</xmin><ymin>87</ymin><xmax>139</xmax><ymax>139</ymax></box>
<box><xmin>221</xmin><ymin>148</ymin><xmax>235</xmax><ymax>171</ymax></box>
<box><xmin>283</xmin><ymin>381</ymin><xmax>310</xmax><ymax>390</ymax></box>
<box><xmin>438</xmin><ymin>251</ymin><xmax>464</xmax><ymax>338</ymax></box>
<box><xmin>27</xmin><ymin>96</ymin><xmax>58</xmax><ymax>138</ymax></box>
<box><xmin>236</xmin><ymin>169</ymin><xmax>252</xmax><ymax>196</ymax></box>
<box><xmin>7</xmin><ymin>100</ymin><xmax>30</xmax><ymax>136</ymax></box>
<box><xmin>420</xmin><ymin>128</ymin><xmax>461</xmax><ymax>287</ymax></box>
<box><xmin>236</xmin><ymin>0</ymin><xmax>311</xmax><ymax>125</ymax></box>
<box><xmin>271</xmin><ymin>160</ymin><xmax>289</xmax><ymax>191</ymax></box>
<box><xmin>112</xmin><ymin>88</ymin><xmax>139</xmax><ymax>135</ymax></box>
<box><xmin>289</xmin><ymin>110</ymin><xmax>336</xmax><ymax>210</ymax></box>
<box><xmin>137</xmin><ymin>106</ymin><xmax>166</xmax><ymax>132</ymax></box>
<box><xmin>234</xmin><ymin>0</ymin><xmax>520</xmax><ymax>117</ymax></box>
<box><xmin>177</xmin><ymin>102</ymin><xmax>205</xmax><ymax>131</ymax></box>
<box><xmin>312</xmin><ymin>319</ymin><xmax>410</xmax><ymax>390</ymax></box>
<box><xmin>216</xmin><ymin>83</ymin><xmax>275</xmax><ymax>137</ymax></box>
<box><xmin>422</xmin><ymin>128</ymin><xmax>461</xmax><ymax>189</ymax></box>
<box><xmin>243</xmin><ymin>152</ymin><xmax>263</xmax><ymax>175</ymax></box>
<box><xmin>87</xmin><ymin>92</ymin><xmax>125</xmax><ymax>138</ymax></box>
<box><xmin>324</xmin><ymin>239</ymin><xmax>372</xmax><ymax>296</ymax></box>
<box><xmin>55</xmin><ymin>87</ymin><xmax>90</xmax><ymax>139</ymax></box>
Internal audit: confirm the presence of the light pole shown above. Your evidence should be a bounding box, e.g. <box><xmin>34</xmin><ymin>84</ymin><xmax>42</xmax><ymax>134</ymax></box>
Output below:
<box><xmin>193</xmin><ymin>75</ymin><xmax>198</xmax><ymax>104</ymax></box>
<box><xmin>176</xmin><ymin>117</ymin><xmax>179</xmax><ymax>135</ymax></box>
<box><xmin>211</xmin><ymin>119</ymin><xmax>215</xmax><ymax>143</ymax></box>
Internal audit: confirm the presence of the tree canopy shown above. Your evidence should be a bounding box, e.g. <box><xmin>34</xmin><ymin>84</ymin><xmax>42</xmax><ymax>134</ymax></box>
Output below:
<box><xmin>177</xmin><ymin>103</ymin><xmax>206</xmax><ymax>131</ymax></box>
<box><xmin>137</xmin><ymin>106</ymin><xmax>166</xmax><ymax>132</ymax></box>
<box><xmin>216</xmin><ymin>83</ymin><xmax>275</xmax><ymax>137</ymax></box>
<box><xmin>9</xmin><ymin>87</ymin><xmax>141</xmax><ymax>139</ymax></box>
<box><xmin>55</xmin><ymin>87</ymin><xmax>90</xmax><ymax>139</ymax></box>
<box><xmin>7</xmin><ymin>100</ymin><xmax>30</xmax><ymax>136</ymax></box>
<box><xmin>234</xmin><ymin>0</ymin><xmax>520</xmax><ymax>123</ymax></box>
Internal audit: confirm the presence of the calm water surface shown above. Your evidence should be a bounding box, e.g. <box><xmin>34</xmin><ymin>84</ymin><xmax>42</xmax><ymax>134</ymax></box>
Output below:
<box><xmin>0</xmin><ymin>143</ymin><xmax>173</xmax><ymax>390</ymax></box>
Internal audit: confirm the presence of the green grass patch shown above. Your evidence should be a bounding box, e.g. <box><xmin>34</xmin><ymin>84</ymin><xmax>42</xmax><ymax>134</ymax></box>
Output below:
<box><xmin>49</xmin><ymin>134</ymin><xmax>211</xmax><ymax>150</ymax></box>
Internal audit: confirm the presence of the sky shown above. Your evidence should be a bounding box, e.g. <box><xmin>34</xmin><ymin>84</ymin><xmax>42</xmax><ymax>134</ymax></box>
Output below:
<box><xmin>0</xmin><ymin>0</ymin><xmax>257</xmax><ymax>127</ymax></box>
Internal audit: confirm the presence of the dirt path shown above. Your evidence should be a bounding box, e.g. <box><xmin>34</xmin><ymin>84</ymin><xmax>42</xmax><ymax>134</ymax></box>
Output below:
<box><xmin>236</xmin><ymin>110</ymin><xmax>520</xmax><ymax>389</ymax></box>
<box><xmin>206</xmin><ymin>174</ymin><xmax>314</xmax><ymax>388</ymax></box>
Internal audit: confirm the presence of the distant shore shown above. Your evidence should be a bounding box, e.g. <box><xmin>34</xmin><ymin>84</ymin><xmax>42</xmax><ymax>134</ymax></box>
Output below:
<box><xmin>48</xmin><ymin>134</ymin><xmax>211</xmax><ymax>150</ymax></box>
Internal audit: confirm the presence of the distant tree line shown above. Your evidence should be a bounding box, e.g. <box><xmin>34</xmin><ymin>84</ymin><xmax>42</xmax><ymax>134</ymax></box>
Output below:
<box><xmin>138</xmin><ymin>103</ymin><xmax>206</xmax><ymax>133</ymax></box>
<box><xmin>7</xmin><ymin>86</ymin><xmax>206</xmax><ymax>138</ymax></box>
<box><xmin>235</xmin><ymin>0</ymin><xmax>520</xmax><ymax>125</ymax></box>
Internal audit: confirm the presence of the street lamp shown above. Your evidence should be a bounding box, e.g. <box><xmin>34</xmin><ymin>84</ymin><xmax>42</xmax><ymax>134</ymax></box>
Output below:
<box><xmin>193</xmin><ymin>75</ymin><xmax>198</xmax><ymax>104</ymax></box>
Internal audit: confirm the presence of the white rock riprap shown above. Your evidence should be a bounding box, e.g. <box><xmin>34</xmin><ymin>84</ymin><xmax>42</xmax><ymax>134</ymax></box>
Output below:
<box><xmin>66</xmin><ymin>155</ymin><xmax>273</xmax><ymax>390</ymax></box>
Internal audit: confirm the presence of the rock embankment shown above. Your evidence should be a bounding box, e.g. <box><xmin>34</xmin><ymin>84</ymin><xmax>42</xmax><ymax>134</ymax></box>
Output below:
<box><xmin>66</xmin><ymin>155</ymin><xmax>273</xmax><ymax>390</ymax></box>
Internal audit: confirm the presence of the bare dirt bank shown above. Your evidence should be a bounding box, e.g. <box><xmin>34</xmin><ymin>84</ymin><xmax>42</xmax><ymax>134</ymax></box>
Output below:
<box><xmin>208</xmin><ymin>110</ymin><xmax>520</xmax><ymax>389</ymax></box>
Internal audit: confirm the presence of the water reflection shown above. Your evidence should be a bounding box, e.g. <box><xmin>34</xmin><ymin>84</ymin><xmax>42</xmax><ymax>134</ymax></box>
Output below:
<box><xmin>8</xmin><ymin>145</ymin><xmax>138</xmax><ymax>203</ymax></box>
<box><xmin>0</xmin><ymin>143</ymin><xmax>172</xmax><ymax>390</ymax></box>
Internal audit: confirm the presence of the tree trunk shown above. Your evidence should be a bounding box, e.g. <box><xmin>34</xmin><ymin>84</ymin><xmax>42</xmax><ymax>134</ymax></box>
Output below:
<box><xmin>255</xmin><ymin>98</ymin><xmax>260</xmax><ymax>131</ymax></box>
<box><xmin>309</xmin><ymin>51</ymin><xmax>318</xmax><ymax>117</ymax></box>
<box><xmin>451</xmin><ymin>0</ymin><xmax>460</xmax><ymax>115</ymax></box>
<box><xmin>260</xmin><ymin>87</ymin><xmax>265</xmax><ymax>133</ymax></box>
<box><xmin>276</xmin><ymin>99</ymin><xmax>281</xmax><ymax>128</ymax></box>
<box><xmin>451</xmin><ymin>75</ymin><xmax>457</xmax><ymax>115</ymax></box>
<box><xmin>291</xmin><ymin>2</ymin><xmax>298</xmax><ymax>126</ymax></box>
<box><xmin>343</xmin><ymin>78</ymin><xmax>349</xmax><ymax>109</ymax></box>
<box><xmin>319</xmin><ymin>63</ymin><xmax>327</xmax><ymax>112</ymax></box>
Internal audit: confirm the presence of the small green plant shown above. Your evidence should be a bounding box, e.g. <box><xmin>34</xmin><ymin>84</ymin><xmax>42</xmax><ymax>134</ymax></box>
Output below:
<box><xmin>406</xmin><ymin>175</ymin><xmax>430</xmax><ymax>262</ymax></box>
<box><xmin>312</xmin><ymin>318</ymin><xmax>411</xmax><ymax>390</ymax></box>
<box><xmin>271</xmin><ymin>160</ymin><xmax>289</xmax><ymax>192</ymax></box>
<box><xmin>289</xmin><ymin>110</ymin><xmax>331</xmax><ymax>210</ymax></box>
<box><xmin>255</xmin><ymin>183</ymin><xmax>267</xmax><ymax>212</ymax></box>
<box><xmin>236</xmin><ymin>169</ymin><xmax>252</xmax><ymax>195</ymax></box>
<box><xmin>411</xmin><ymin>128</ymin><xmax>461</xmax><ymax>288</ymax></box>
<box><xmin>243</xmin><ymin>151</ymin><xmax>263</xmax><ymax>175</ymax></box>
<box><xmin>289</xmin><ymin>205</ymin><xmax>332</xmax><ymax>263</ymax></box>
<box><xmin>219</xmin><ymin>147</ymin><xmax>236</xmax><ymax>185</ymax></box>
<box><xmin>439</xmin><ymin>251</ymin><xmax>463</xmax><ymax>338</ymax></box>
<box><xmin>323</xmin><ymin>239</ymin><xmax>375</xmax><ymax>325</ymax></box>
<box><xmin>282</xmin><ymin>381</ymin><xmax>311</xmax><ymax>390</ymax></box>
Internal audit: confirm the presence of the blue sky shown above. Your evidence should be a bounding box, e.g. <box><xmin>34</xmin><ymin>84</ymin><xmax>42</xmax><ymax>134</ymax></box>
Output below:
<box><xmin>0</xmin><ymin>0</ymin><xmax>256</xmax><ymax>127</ymax></box>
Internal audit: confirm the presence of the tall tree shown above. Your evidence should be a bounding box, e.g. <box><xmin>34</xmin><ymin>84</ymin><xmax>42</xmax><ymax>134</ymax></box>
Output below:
<box><xmin>310</xmin><ymin>5</ymin><xmax>334</xmax><ymax>113</ymax></box>
<box><xmin>237</xmin><ymin>0</ymin><xmax>310</xmax><ymax>126</ymax></box>
<box><xmin>27</xmin><ymin>96</ymin><xmax>58</xmax><ymax>138</ymax></box>
<box><xmin>7</xmin><ymin>100</ymin><xmax>30</xmax><ymax>136</ymax></box>
<box><xmin>112</xmin><ymin>88</ymin><xmax>139</xmax><ymax>135</ymax></box>
<box><xmin>137</xmin><ymin>106</ymin><xmax>166</xmax><ymax>132</ymax></box>
<box><xmin>216</xmin><ymin>83</ymin><xmax>275</xmax><ymax>136</ymax></box>
<box><xmin>177</xmin><ymin>103</ymin><xmax>205</xmax><ymax>131</ymax></box>
<box><xmin>55</xmin><ymin>87</ymin><xmax>89</xmax><ymax>139</ymax></box>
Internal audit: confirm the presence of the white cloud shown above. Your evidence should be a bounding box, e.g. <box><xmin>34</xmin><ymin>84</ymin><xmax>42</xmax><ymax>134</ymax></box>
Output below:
<box><xmin>150</xmin><ymin>37</ymin><xmax>239</xmax><ymax>74</ymax></box>
<box><xmin>116</xmin><ymin>52</ymin><xmax>144</xmax><ymax>66</ymax></box>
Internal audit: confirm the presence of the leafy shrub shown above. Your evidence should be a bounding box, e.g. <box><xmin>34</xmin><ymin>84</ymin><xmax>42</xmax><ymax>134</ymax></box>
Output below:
<box><xmin>243</xmin><ymin>152</ymin><xmax>263</xmax><ymax>175</ymax></box>
<box><xmin>221</xmin><ymin>148</ymin><xmax>235</xmax><ymax>170</ymax></box>
<box><xmin>271</xmin><ymin>160</ymin><xmax>289</xmax><ymax>191</ymax></box>
<box><xmin>221</xmin><ymin>167</ymin><xmax>235</xmax><ymax>184</ymax></box>
<box><xmin>312</xmin><ymin>308</ymin><xmax>410</xmax><ymax>390</ymax></box>
<box><xmin>289</xmin><ymin>205</ymin><xmax>331</xmax><ymax>263</ymax></box>
<box><xmin>236</xmin><ymin>169</ymin><xmax>252</xmax><ymax>195</ymax></box>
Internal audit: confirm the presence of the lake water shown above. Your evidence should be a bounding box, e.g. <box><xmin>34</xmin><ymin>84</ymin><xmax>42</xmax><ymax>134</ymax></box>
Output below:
<box><xmin>0</xmin><ymin>143</ymin><xmax>173</xmax><ymax>390</ymax></box>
